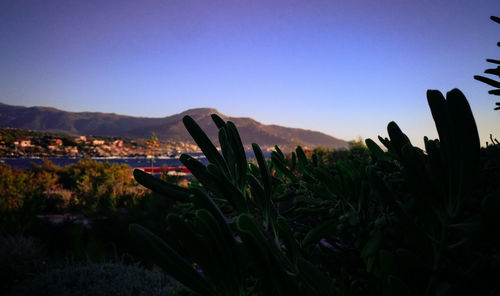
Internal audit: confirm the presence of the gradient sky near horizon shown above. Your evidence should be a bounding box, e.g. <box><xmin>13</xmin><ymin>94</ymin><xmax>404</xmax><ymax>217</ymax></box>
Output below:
<box><xmin>1</xmin><ymin>0</ymin><xmax>499</xmax><ymax>147</ymax></box>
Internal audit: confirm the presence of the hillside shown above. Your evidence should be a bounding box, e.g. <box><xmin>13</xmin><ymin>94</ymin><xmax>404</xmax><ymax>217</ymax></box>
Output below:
<box><xmin>0</xmin><ymin>103</ymin><xmax>348</xmax><ymax>150</ymax></box>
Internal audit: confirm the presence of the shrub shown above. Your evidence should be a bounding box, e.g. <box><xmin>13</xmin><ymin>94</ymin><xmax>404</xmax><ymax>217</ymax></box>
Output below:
<box><xmin>0</xmin><ymin>235</ymin><xmax>46</xmax><ymax>293</ymax></box>
<box><xmin>11</xmin><ymin>261</ymin><xmax>182</xmax><ymax>296</ymax></box>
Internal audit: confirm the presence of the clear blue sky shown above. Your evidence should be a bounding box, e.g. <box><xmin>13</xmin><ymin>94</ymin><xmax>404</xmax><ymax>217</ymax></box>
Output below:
<box><xmin>1</xmin><ymin>0</ymin><xmax>499</xmax><ymax>147</ymax></box>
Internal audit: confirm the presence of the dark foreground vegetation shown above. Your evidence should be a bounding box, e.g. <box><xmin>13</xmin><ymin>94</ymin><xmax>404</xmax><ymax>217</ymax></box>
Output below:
<box><xmin>0</xmin><ymin>160</ymin><xmax>190</xmax><ymax>295</ymax></box>
<box><xmin>128</xmin><ymin>89</ymin><xmax>500</xmax><ymax>296</ymax></box>
<box><xmin>1</xmin><ymin>89</ymin><xmax>499</xmax><ymax>295</ymax></box>
<box><xmin>474</xmin><ymin>15</ymin><xmax>500</xmax><ymax>110</ymax></box>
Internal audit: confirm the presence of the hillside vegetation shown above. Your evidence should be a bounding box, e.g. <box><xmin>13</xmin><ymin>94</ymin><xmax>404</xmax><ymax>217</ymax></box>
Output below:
<box><xmin>0</xmin><ymin>104</ymin><xmax>348</xmax><ymax>151</ymax></box>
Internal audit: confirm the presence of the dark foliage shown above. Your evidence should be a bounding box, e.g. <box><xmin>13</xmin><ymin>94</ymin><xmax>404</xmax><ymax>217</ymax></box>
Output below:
<box><xmin>474</xmin><ymin>16</ymin><xmax>500</xmax><ymax>110</ymax></box>
<box><xmin>130</xmin><ymin>89</ymin><xmax>500</xmax><ymax>295</ymax></box>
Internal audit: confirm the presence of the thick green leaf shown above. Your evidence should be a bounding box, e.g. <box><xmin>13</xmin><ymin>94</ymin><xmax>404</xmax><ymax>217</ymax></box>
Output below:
<box><xmin>226</xmin><ymin>121</ymin><xmax>247</xmax><ymax>189</ymax></box>
<box><xmin>183</xmin><ymin>115</ymin><xmax>228</xmax><ymax>175</ymax></box>
<box><xmin>271</xmin><ymin>151</ymin><xmax>297</xmax><ymax>181</ymax></box>
<box><xmin>207</xmin><ymin>164</ymin><xmax>248</xmax><ymax>212</ymax></box>
<box><xmin>311</xmin><ymin>153</ymin><xmax>318</xmax><ymax>167</ymax></box>
<box><xmin>274</xmin><ymin>145</ymin><xmax>285</xmax><ymax>161</ymax></box>
<box><xmin>180</xmin><ymin>154</ymin><xmax>218</xmax><ymax>191</ymax></box>
<box><xmin>211</xmin><ymin>113</ymin><xmax>226</xmax><ymax>129</ymax></box>
<box><xmin>129</xmin><ymin>223</ymin><xmax>215</xmax><ymax>296</ymax></box>
<box><xmin>361</xmin><ymin>230</ymin><xmax>382</xmax><ymax>259</ymax></box>
<box><xmin>191</xmin><ymin>188</ymin><xmax>234</xmax><ymax>242</ymax></box>
<box><xmin>237</xmin><ymin>214</ymin><xmax>299</xmax><ymax>296</ymax></box>
<box><xmin>427</xmin><ymin>89</ymin><xmax>456</xmax><ymax>200</ymax></box>
<box><xmin>277</xmin><ymin>217</ymin><xmax>300</xmax><ymax>263</ymax></box>
<box><xmin>378</xmin><ymin>136</ymin><xmax>393</xmax><ymax>152</ymax></box>
<box><xmin>253</xmin><ymin>143</ymin><xmax>272</xmax><ymax>200</ymax></box>
<box><xmin>194</xmin><ymin>209</ymin><xmax>242</xmax><ymax>292</ymax></box>
<box><xmin>236</xmin><ymin>214</ymin><xmax>281</xmax><ymax>295</ymax></box>
<box><xmin>446</xmin><ymin>89</ymin><xmax>480</xmax><ymax>206</ymax></box>
<box><xmin>365</xmin><ymin>138</ymin><xmax>389</xmax><ymax>162</ymax></box>
<box><xmin>400</xmin><ymin>144</ymin><xmax>432</xmax><ymax>198</ymax></box>
<box><xmin>296</xmin><ymin>146</ymin><xmax>310</xmax><ymax>173</ymax></box>
<box><xmin>248</xmin><ymin>174</ymin><xmax>265</xmax><ymax>209</ymax></box>
<box><xmin>474</xmin><ymin>75</ymin><xmax>500</xmax><ymax>88</ymax></box>
<box><xmin>297</xmin><ymin>257</ymin><xmax>334</xmax><ymax>296</ymax></box>
<box><xmin>379</xmin><ymin>250</ymin><xmax>397</xmax><ymax>276</ymax></box>
<box><xmin>387</xmin><ymin>121</ymin><xmax>412</xmax><ymax>157</ymax></box>
<box><xmin>302</xmin><ymin>219</ymin><xmax>337</xmax><ymax>247</ymax></box>
<box><xmin>312</xmin><ymin>167</ymin><xmax>338</xmax><ymax>196</ymax></box>
<box><xmin>218</xmin><ymin>127</ymin><xmax>237</xmax><ymax>181</ymax></box>
<box><xmin>133</xmin><ymin>169</ymin><xmax>190</xmax><ymax>202</ymax></box>
<box><xmin>488</xmin><ymin>89</ymin><xmax>500</xmax><ymax>95</ymax></box>
<box><xmin>166</xmin><ymin>214</ymin><xmax>204</xmax><ymax>260</ymax></box>
<box><xmin>485</xmin><ymin>67</ymin><xmax>500</xmax><ymax>77</ymax></box>
<box><xmin>486</xmin><ymin>58</ymin><xmax>500</xmax><ymax>64</ymax></box>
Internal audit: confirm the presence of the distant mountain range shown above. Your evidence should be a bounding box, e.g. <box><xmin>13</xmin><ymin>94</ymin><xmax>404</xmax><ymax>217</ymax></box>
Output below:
<box><xmin>0</xmin><ymin>102</ymin><xmax>348</xmax><ymax>149</ymax></box>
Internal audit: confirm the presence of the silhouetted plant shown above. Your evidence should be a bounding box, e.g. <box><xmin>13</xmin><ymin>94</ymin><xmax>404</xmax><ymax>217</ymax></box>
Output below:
<box><xmin>362</xmin><ymin>89</ymin><xmax>486</xmax><ymax>295</ymax></box>
<box><xmin>474</xmin><ymin>16</ymin><xmax>500</xmax><ymax>110</ymax></box>
<box><xmin>131</xmin><ymin>114</ymin><xmax>335</xmax><ymax>296</ymax></box>
<box><xmin>130</xmin><ymin>88</ymin><xmax>500</xmax><ymax>296</ymax></box>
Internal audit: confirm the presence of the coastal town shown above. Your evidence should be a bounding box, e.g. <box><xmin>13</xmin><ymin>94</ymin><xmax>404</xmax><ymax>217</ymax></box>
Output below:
<box><xmin>0</xmin><ymin>127</ymin><xmax>200</xmax><ymax>158</ymax></box>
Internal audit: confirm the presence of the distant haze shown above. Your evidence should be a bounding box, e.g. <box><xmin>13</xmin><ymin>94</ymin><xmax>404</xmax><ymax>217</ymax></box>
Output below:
<box><xmin>0</xmin><ymin>1</ymin><xmax>499</xmax><ymax>147</ymax></box>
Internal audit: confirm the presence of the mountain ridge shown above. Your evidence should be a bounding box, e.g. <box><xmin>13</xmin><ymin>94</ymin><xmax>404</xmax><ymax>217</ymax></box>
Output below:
<box><xmin>0</xmin><ymin>102</ymin><xmax>349</xmax><ymax>149</ymax></box>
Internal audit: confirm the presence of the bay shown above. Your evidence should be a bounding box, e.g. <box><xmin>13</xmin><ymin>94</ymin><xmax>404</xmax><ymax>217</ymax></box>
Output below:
<box><xmin>0</xmin><ymin>151</ymin><xmax>270</xmax><ymax>170</ymax></box>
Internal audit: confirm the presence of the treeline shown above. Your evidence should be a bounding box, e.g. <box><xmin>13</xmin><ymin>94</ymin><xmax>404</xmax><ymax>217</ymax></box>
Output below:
<box><xmin>0</xmin><ymin>158</ymin><xmax>193</xmax><ymax>295</ymax></box>
<box><xmin>0</xmin><ymin>159</ymin><xmax>141</xmax><ymax>217</ymax></box>
<box><xmin>0</xmin><ymin>159</ymin><xmax>176</xmax><ymax>294</ymax></box>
